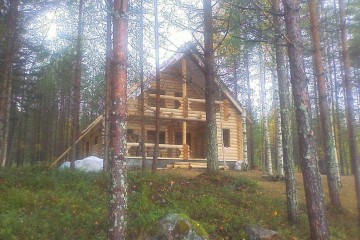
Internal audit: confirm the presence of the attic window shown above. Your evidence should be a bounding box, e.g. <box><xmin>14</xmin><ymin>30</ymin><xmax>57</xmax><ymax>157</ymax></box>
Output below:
<box><xmin>94</xmin><ymin>136</ymin><xmax>98</xmax><ymax>145</ymax></box>
<box><xmin>222</xmin><ymin>129</ymin><xmax>230</xmax><ymax>147</ymax></box>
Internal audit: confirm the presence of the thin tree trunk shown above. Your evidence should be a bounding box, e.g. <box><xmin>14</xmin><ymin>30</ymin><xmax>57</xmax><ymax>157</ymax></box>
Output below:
<box><xmin>244</xmin><ymin>48</ymin><xmax>254</xmax><ymax>169</ymax></box>
<box><xmin>331</xmin><ymin>35</ymin><xmax>346</xmax><ymax>175</ymax></box>
<box><xmin>233</xmin><ymin>59</ymin><xmax>238</xmax><ymax>97</ymax></box>
<box><xmin>276</xmin><ymin>106</ymin><xmax>284</xmax><ymax>177</ymax></box>
<box><xmin>308</xmin><ymin>0</ymin><xmax>342</xmax><ymax>207</ymax></box>
<box><xmin>327</xmin><ymin>28</ymin><xmax>344</xmax><ymax>176</ymax></box>
<box><xmin>108</xmin><ymin>0</ymin><xmax>129</xmax><ymax>238</ymax></box>
<box><xmin>282</xmin><ymin>0</ymin><xmax>329</xmax><ymax>238</ymax></box>
<box><xmin>272</xmin><ymin>0</ymin><xmax>299</xmax><ymax>223</ymax></box>
<box><xmin>273</xmin><ymin>66</ymin><xmax>284</xmax><ymax>177</ymax></box>
<box><xmin>203</xmin><ymin>0</ymin><xmax>219</xmax><ymax>173</ymax></box>
<box><xmin>260</xmin><ymin>47</ymin><xmax>273</xmax><ymax>176</ymax></box>
<box><xmin>0</xmin><ymin>0</ymin><xmax>18</xmax><ymax>167</ymax></box>
<box><xmin>152</xmin><ymin>0</ymin><xmax>161</xmax><ymax>172</ymax></box>
<box><xmin>243</xmin><ymin>111</ymin><xmax>248</xmax><ymax>166</ymax></box>
<box><xmin>71</xmin><ymin>0</ymin><xmax>84</xmax><ymax>168</ymax></box>
<box><xmin>21</xmin><ymin>103</ymin><xmax>28</xmax><ymax>166</ymax></box>
<box><xmin>140</xmin><ymin>0</ymin><xmax>146</xmax><ymax>171</ymax></box>
<box><xmin>104</xmin><ymin>0</ymin><xmax>113</xmax><ymax>173</ymax></box>
<box><xmin>338</xmin><ymin>0</ymin><xmax>360</xmax><ymax>224</ymax></box>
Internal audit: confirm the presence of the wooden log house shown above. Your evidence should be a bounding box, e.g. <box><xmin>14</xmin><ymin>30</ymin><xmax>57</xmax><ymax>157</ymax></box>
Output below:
<box><xmin>52</xmin><ymin>45</ymin><xmax>246</xmax><ymax>168</ymax></box>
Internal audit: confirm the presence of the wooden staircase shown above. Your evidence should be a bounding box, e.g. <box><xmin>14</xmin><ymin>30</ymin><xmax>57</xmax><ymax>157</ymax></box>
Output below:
<box><xmin>165</xmin><ymin>162</ymin><xmax>207</xmax><ymax>169</ymax></box>
<box><xmin>160</xmin><ymin>162</ymin><xmax>229</xmax><ymax>170</ymax></box>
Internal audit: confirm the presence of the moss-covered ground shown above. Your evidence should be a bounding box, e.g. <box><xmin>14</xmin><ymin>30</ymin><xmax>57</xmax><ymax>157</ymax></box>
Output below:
<box><xmin>0</xmin><ymin>166</ymin><xmax>358</xmax><ymax>239</ymax></box>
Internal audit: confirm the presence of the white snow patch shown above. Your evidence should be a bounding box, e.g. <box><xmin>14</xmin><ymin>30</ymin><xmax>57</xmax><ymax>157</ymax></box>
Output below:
<box><xmin>59</xmin><ymin>156</ymin><xmax>103</xmax><ymax>172</ymax></box>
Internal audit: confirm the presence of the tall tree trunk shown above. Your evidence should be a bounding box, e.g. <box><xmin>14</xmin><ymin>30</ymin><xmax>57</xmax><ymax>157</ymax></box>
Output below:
<box><xmin>260</xmin><ymin>47</ymin><xmax>273</xmax><ymax>176</ymax></box>
<box><xmin>236</xmin><ymin>55</ymin><xmax>247</xmax><ymax>166</ymax></box>
<box><xmin>203</xmin><ymin>0</ymin><xmax>219</xmax><ymax>173</ymax></box>
<box><xmin>152</xmin><ymin>0</ymin><xmax>161</xmax><ymax>172</ymax></box>
<box><xmin>282</xmin><ymin>0</ymin><xmax>329</xmax><ymax>238</ymax></box>
<box><xmin>140</xmin><ymin>0</ymin><xmax>146</xmax><ymax>171</ymax></box>
<box><xmin>308</xmin><ymin>0</ymin><xmax>342</xmax><ymax>207</ymax></box>
<box><xmin>243</xmin><ymin>111</ymin><xmax>248</xmax><ymax>166</ymax></box>
<box><xmin>71</xmin><ymin>0</ymin><xmax>84</xmax><ymax>168</ymax></box>
<box><xmin>104</xmin><ymin>0</ymin><xmax>113</xmax><ymax>173</ymax></box>
<box><xmin>331</xmin><ymin>33</ymin><xmax>346</xmax><ymax>175</ymax></box>
<box><xmin>233</xmin><ymin>59</ymin><xmax>238</xmax><ymax>97</ymax></box>
<box><xmin>276</xmin><ymin>99</ymin><xmax>284</xmax><ymax>177</ymax></box>
<box><xmin>244</xmin><ymin>48</ymin><xmax>254</xmax><ymax>169</ymax></box>
<box><xmin>108</xmin><ymin>0</ymin><xmax>129</xmax><ymax>238</ymax></box>
<box><xmin>327</xmin><ymin>27</ymin><xmax>344</xmax><ymax>176</ymax></box>
<box><xmin>273</xmin><ymin>67</ymin><xmax>284</xmax><ymax>177</ymax></box>
<box><xmin>338</xmin><ymin>0</ymin><xmax>360</xmax><ymax>224</ymax></box>
<box><xmin>0</xmin><ymin>0</ymin><xmax>18</xmax><ymax>167</ymax></box>
<box><xmin>272</xmin><ymin>0</ymin><xmax>299</xmax><ymax>223</ymax></box>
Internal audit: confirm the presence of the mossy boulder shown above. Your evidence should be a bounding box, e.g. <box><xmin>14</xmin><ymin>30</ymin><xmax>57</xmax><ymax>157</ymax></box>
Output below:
<box><xmin>156</xmin><ymin>213</ymin><xmax>209</xmax><ymax>240</ymax></box>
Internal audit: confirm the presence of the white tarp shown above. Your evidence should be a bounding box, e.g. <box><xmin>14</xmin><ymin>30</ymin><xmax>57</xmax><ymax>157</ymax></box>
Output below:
<box><xmin>59</xmin><ymin>156</ymin><xmax>103</xmax><ymax>172</ymax></box>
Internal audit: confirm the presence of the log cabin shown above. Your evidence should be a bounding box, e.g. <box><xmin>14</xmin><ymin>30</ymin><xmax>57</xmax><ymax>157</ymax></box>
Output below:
<box><xmin>52</xmin><ymin>44</ymin><xmax>247</xmax><ymax>169</ymax></box>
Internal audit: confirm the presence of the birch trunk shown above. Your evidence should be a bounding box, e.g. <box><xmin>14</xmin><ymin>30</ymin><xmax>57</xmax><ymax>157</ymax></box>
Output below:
<box><xmin>243</xmin><ymin>111</ymin><xmax>248</xmax><ymax>166</ymax></box>
<box><xmin>203</xmin><ymin>0</ymin><xmax>219</xmax><ymax>173</ymax></box>
<box><xmin>326</xmin><ymin>20</ymin><xmax>343</xmax><ymax>177</ymax></box>
<box><xmin>273</xmin><ymin>67</ymin><xmax>284</xmax><ymax>177</ymax></box>
<box><xmin>308</xmin><ymin>0</ymin><xmax>342</xmax><ymax>207</ymax></box>
<box><xmin>260</xmin><ymin>48</ymin><xmax>273</xmax><ymax>176</ymax></box>
<box><xmin>244</xmin><ymin>49</ymin><xmax>254</xmax><ymax>169</ymax></box>
<box><xmin>272</xmin><ymin>0</ymin><xmax>299</xmax><ymax>223</ymax></box>
<box><xmin>276</xmin><ymin>110</ymin><xmax>284</xmax><ymax>177</ymax></box>
<box><xmin>338</xmin><ymin>0</ymin><xmax>360</xmax><ymax>224</ymax></box>
<box><xmin>282</xmin><ymin>0</ymin><xmax>329</xmax><ymax>238</ymax></box>
<box><xmin>109</xmin><ymin>0</ymin><xmax>129</xmax><ymax>238</ymax></box>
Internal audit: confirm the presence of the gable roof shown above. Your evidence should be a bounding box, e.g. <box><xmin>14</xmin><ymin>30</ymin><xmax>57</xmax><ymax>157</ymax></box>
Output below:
<box><xmin>158</xmin><ymin>42</ymin><xmax>243</xmax><ymax>114</ymax></box>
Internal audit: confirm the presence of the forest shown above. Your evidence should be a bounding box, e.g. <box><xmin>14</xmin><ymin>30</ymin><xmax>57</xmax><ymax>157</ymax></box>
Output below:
<box><xmin>0</xmin><ymin>0</ymin><xmax>359</xmax><ymax>239</ymax></box>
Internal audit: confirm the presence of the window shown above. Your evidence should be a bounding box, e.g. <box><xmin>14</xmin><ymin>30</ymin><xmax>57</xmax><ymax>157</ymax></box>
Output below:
<box><xmin>222</xmin><ymin>129</ymin><xmax>230</xmax><ymax>147</ymax></box>
<box><xmin>174</xmin><ymin>132</ymin><xmax>191</xmax><ymax>145</ymax></box>
<box><xmin>147</xmin><ymin>131</ymin><xmax>165</xmax><ymax>144</ymax></box>
<box><xmin>174</xmin><ymin>92</ymin><xmax>182</xmax><ymax>109</ymax></box>
<box><xmin>127</xmin><ymin>129</ymin><xmax>139</xmax><ymax>142</ymax></box>
<box><xmin>86</xmin><ymin>141</ymin><xmax>90</xmax><ymax>155</ymax></box>
<box><xmin>94</xmin><ymin>136</ymin><xmax>98</xmax><ymax>145</ymax></box>
<box><xmin>148</xmin><ymin>89</ymin><xmax>165</xmax><ymax>107</ymax></box>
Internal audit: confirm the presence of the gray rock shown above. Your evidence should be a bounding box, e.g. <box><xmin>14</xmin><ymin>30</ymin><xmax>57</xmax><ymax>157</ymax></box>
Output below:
<box><xmin>246</xmin><ymin>225</ymin><xmax>279</xmax><ymax>240</ymax></box>
<box><xmin>156</xmin><ymin>213</ymin><xmax>209</xmax><ymax>240</ymax></box>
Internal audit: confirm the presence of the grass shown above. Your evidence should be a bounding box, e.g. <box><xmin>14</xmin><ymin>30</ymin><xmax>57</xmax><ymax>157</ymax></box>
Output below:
<box><xmin>0</xmin><ymin>166</ymin><xmax>358</xmax><ymax>239</ymax></box>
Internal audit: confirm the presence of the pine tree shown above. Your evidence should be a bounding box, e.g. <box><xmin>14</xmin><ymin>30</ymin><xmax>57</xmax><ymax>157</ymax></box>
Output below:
<box><xmin>282</xmin><ymin>0</ymin><xmax>329</xmax><ymax>237</ymax></box>
<box><xmin>203</xmin><ymin>0</ymin><xmax>219</xmax><ymax>173</ymax></box>
<box><xmin>108</xmin><ymin>0</ymin><xmax>129</xmax><ymax>238</ymax></box>
<box><xmin>0</xmin><ymin>0</ymin><xmax>19</xmax><ymax>167</ymax></box>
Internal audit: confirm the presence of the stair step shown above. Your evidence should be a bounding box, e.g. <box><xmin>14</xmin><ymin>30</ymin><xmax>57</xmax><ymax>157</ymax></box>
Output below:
<box><xmin>174</xmin><ymin>164</ymin><xmax>190</xmax><ymax>169</ymax></box>
<box><xmin>166</xmin><ymin>164</ymin><xmax>174</xmax><ymax>169</ymax></box>
<box><xmin>173</xmin><ymin>162</ymin><xmax>190</xmax><ymax>165</ymax></box>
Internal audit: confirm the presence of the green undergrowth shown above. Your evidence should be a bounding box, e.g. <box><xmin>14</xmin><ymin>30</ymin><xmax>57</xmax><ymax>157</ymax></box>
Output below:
<box><xmin>0</xmin><ymin>167</ymin><xmax>358</xmax><ymax>239</ymax></box>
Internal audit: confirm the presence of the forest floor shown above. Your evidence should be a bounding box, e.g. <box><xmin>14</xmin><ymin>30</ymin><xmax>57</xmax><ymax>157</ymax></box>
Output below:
<box><xmin>161</xmin><ymin>169</ymin><xmax>358</xmax><ymax>215</ymax></box>
<box><xmin>240</xmin><ymin>170</ymin><xmax>358</xmax><ymax>216</ymax></box>
<box><xmin>0</xmin><ymin>166</ymin><xmax>358</xmax><ymax>240</ymax></box>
